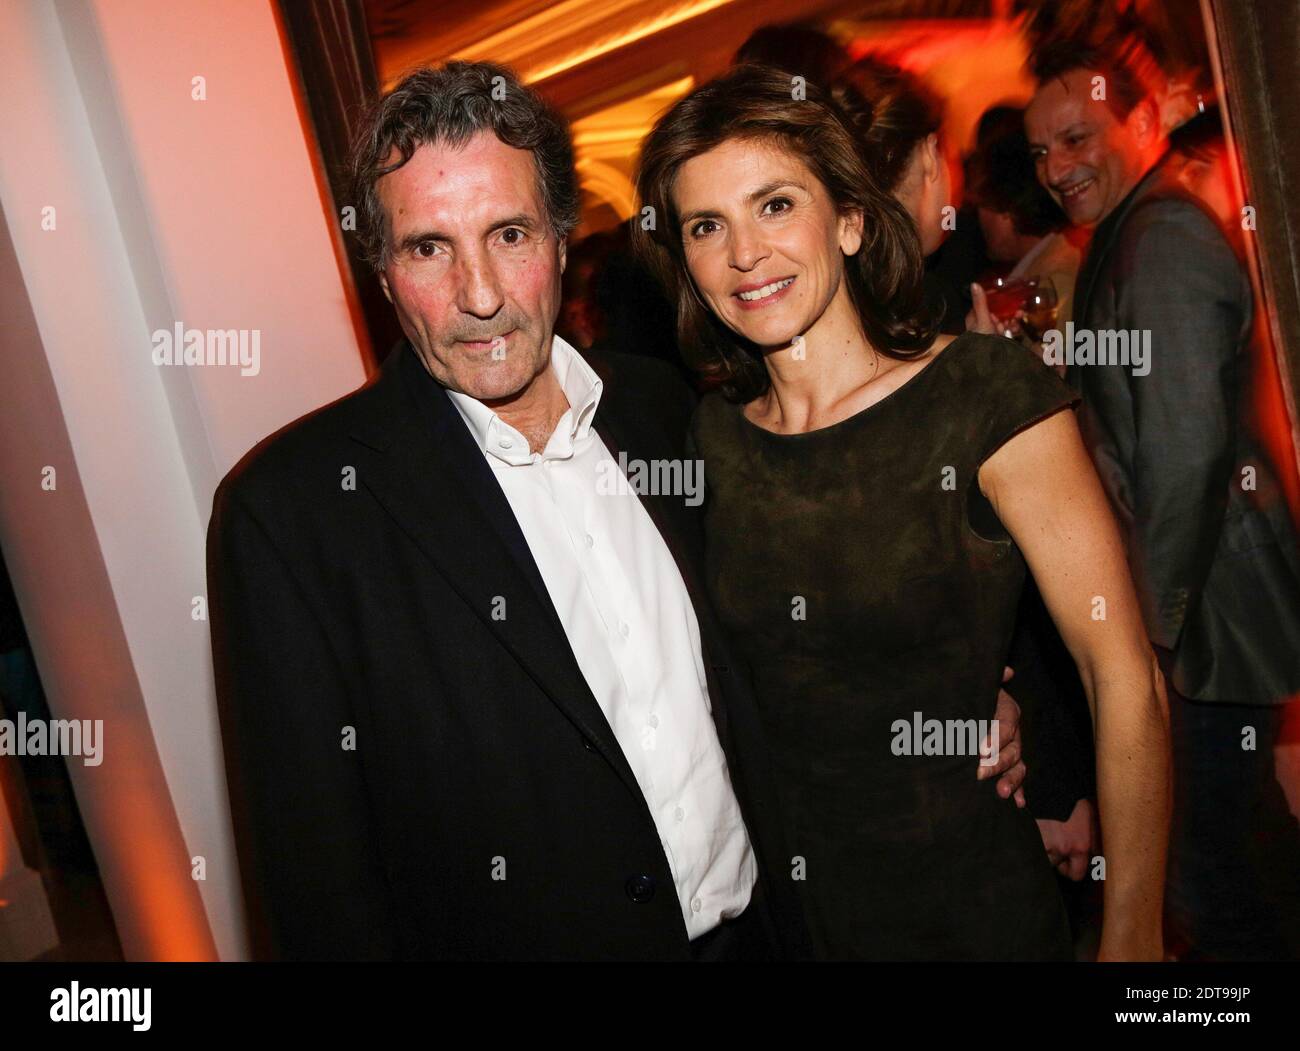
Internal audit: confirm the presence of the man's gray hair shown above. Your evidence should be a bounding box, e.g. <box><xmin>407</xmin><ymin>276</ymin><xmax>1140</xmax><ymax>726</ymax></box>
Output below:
<box><xmin>349</xmin><ymin>61</ymin><xmax>579</xmax><ymax>271</ymax></box>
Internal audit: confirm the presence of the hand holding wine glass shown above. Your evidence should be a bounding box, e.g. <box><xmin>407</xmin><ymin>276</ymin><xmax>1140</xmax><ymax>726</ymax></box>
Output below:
<box><xmin>968</xmin><ymin>278</ymin><xmax>1033</xmax><ymax>339</ymax></box>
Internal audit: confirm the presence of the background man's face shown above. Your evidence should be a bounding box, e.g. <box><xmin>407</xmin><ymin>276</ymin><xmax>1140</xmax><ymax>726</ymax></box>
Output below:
<box><xmin>1026</xmin><ymin>68</ymin><xmax>1154</xmax><ymax>228</ymax></box>
<box><xmin>377</xmin><ymin>130</ymin><xmax>565</xmax><ymax>402</ymax></box>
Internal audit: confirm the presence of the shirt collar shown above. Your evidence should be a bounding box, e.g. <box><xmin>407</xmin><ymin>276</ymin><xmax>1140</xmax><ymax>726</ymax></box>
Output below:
<box><xmin>444</xmin><ymin>334</ymin><xmax>603</xmax><ymax>466</ymax></box>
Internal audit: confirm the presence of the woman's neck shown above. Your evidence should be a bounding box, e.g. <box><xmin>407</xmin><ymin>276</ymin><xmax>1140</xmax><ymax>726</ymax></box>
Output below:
<box><xmin>755</xmin><ymin>287</ymin><xmax>881</xmax><ymax>432</ymax></box>
<box><xmin>750</xmin><ymin>286</ymin><xmax>951</xmax><ymax>434</ymax></box>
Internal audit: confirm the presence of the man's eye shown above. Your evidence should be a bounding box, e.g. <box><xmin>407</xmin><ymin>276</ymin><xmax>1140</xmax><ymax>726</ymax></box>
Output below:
<box><xmin>500</xmin><ymin>227</ymin><xmax>526</xmax><ymax>245</ymax></box>
<box><xmin>414</xmin><ymin>242</ymin><xmax>441</xmax><ymax>258</ymax></box>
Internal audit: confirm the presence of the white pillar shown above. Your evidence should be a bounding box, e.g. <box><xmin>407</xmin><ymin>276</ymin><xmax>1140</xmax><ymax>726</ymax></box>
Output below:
<box><xmin>0</xmin><ymin>0</ymin><xmax>368</xmax><ymax>959</ymax></box>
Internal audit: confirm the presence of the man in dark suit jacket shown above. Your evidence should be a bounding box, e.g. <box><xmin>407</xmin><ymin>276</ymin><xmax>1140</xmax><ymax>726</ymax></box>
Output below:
<box><xmin>1027</xmin><ymin>39</ymin><xmax>1300</xmax><ymax>959</ymax></box>
<box><xmin>210</xmin><ymin>330</ymin><xmax>793</xmax><ymax>960</ymax></box>
<box><xmin>208</xmin><ymin>59</ymin><xmax>1029</xmax><ymax>962</ymax></box>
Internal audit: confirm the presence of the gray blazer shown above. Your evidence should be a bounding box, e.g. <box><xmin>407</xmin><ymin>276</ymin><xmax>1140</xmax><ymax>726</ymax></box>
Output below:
<box><xmin>1070</xmin><ymin>153</ymin><xmax>1300</xmax><ymax>704</ymax></box>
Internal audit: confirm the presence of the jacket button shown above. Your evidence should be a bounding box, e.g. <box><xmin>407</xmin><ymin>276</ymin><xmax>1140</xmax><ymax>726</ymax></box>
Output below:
<box><xmin>625</xmin><ymin>874</ymin><xmax>656</xmax><ymax>903</ymax></box>
<box><xmin>581</xmin><ymin>736</ymin><xmax>596</xmax><ymax>752</ymax></box>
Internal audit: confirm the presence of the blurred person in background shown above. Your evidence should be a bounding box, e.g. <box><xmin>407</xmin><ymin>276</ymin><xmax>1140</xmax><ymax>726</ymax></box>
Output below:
<box><xmin>557</xmin><ymin>229</ymin><xmax>618</xmax><ymax>351</ymax></box>
<box><xmin>561</xmin><ymin>226</ymin><xmax>687</xmax><ymax>376</ymax></box>
<box><xmin>964</xmin><ymin>104</ymin><xmax>1087</xmax><ymax>347</ymax></box>
<box><xmin>830</xmin><ymin>56</ymin><xmax>978</xmax><ymax>333</ymax></box>
<box><xmin>1027</xmin><ymin>32</ymin><xmax>1300</xmax><ymax>960</ymax></box>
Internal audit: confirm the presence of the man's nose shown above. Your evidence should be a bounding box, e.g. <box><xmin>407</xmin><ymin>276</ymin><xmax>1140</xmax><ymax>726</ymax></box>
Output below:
<box><xmin>1045</xmin><ymin>148</ymin><xmax>1073</xmax><ymax>191</ymax></box>
<box><xmin>728</xmin><ymin>221</ymin><xmax>769</xmax><ymax>272</ymax></box>
<box><xmin>455</xmin><ymin>249</ymin><xmax>505</xmax><ymax>318</ymax></box>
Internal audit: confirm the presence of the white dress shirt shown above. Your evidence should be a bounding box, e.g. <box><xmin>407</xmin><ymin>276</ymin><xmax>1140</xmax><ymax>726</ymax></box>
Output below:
<box><xmin>445</xmin><ymin>335</ymin><xmax>756</xmax><ymax>938</ymax></box>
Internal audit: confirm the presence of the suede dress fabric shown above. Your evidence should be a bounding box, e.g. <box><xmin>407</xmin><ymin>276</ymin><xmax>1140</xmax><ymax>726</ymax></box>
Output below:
<box><xmin>691</xmin><ymin>332</ymin><xmax>1081</xmax><ymax>960</ymax></box>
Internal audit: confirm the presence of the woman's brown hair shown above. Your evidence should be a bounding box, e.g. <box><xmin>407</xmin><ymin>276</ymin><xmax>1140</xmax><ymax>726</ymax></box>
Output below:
<box><xmin>633</xmin><ymin>63</ymin><xmax>938</xmax><ymax>403</ymax></box>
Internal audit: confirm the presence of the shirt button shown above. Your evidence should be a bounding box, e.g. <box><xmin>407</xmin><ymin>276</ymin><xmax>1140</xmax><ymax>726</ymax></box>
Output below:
<box><xmin>584</xmin><ymin>533</ymin><xmax>594</xmax><ymax>548</ymax></box>
<box><xmin>500</xmin><ymin>437</ymin><xmax>513</xmax><ymax>449</ymax></box>
<box><xmin>691</xmin><ymin>897</ymin><xmax>702</xmax><ymax>913</ymax></box>
<box><xmin>619</xmin><ymin>622</ymin><xmax>630</xmax><ymax>637</ymax></box>
<box><xmin>674</xmin><ymin>806</ymin><xmax>684</xmax><ymax>822</ymax></box>
<box><xmin>648</xmin><ymin>714</ymin><xmax>659</xmax><ymax>728</ymax></box>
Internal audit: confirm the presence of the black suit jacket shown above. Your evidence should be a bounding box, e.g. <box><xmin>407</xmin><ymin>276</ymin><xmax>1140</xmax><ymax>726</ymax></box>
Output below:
<box><xmin>207</xmin><ymin>340</ymin><xmax>811</xmax><ymax>960</ymax></box>
<box><xmin>1071</xmin><ymin>153</ymin><xmax>1300</xmax><ymax>704</ymax></box>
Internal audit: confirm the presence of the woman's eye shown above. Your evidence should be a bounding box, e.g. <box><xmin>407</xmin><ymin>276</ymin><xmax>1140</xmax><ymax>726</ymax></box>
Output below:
<box><xmin>689</xmin><ymin>219</ymin><xmax>718</xmax><ymax>238</ymax></box>
<box><xmin>763</xmin><ymin>196</ymin><xmax>793</xmax><ymax>215</ymax></box>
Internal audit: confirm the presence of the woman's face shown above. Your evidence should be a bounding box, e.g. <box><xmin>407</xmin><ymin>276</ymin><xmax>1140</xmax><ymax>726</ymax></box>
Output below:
<box><xmin>671</xmin><ymin>137</ymin><xmax>863</xmax><ymax>351</ymax></box>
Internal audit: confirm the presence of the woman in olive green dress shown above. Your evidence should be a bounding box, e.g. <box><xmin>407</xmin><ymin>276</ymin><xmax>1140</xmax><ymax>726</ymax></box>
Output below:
<box><xmin>633</xmin><ymin>65</ymin><xmax>1170</xmax><ymax>961</ymax></box>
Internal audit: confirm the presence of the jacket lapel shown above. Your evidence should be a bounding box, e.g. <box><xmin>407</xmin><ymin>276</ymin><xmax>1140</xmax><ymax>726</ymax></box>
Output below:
<box><xmin>1073</xmin><ymin>153</ymin><xmax>1174</xmax><ymax>338</ymax></box>
<box><xmin>347</xmin><ymin>344</ymin><xmax>646</xmax><ymax>804</ymax></box>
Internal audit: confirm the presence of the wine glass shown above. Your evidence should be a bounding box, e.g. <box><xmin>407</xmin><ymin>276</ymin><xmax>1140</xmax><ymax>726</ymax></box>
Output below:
<box><xmin>1018</xmin><ymin>278</ymin><xmax>1060</xmax><ymax>343</ymax></box>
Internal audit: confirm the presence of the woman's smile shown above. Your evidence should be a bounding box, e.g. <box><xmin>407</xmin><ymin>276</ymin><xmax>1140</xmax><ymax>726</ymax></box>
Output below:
<box><xmin>733</xmin><ymin>275</ymin><xmax>797</xmax><ymax>310</ymax></box>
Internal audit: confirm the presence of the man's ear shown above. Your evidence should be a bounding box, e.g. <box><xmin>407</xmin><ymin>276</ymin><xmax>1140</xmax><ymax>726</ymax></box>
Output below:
<box><xmin>378</xmin><ymin>270</ymin><xmax>393</xmax><ymax>304</ymax></box>
<box><xmin>1129</xmin><ymin>98</ymin><xmax>1162</xmax><ymax>150</ymax></box>
<box><xmin>922</xmin><ymin>133</ymin><xmax>943</xmax><ymax>184</ymax></box>
<box><xmin>839</xmin><ymin>207</ymin><xmax>865</xmax><ymax>257</ymax></box>
<box><xmin>1156</xmin><ymin>78</ymin><xmax>1197</xmax><ymax>135</ymax></box>
<box><xmin>557</xmin><ymin>235</ymin><xmax>567</xmax><ymax>276</ymax></box>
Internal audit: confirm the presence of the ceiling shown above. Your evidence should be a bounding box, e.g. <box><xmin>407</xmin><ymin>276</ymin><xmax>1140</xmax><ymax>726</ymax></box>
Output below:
<box><xmin>359</xmin><ymin>0</ymin><xmax>1019</xmax><ymax>236</ymax></box>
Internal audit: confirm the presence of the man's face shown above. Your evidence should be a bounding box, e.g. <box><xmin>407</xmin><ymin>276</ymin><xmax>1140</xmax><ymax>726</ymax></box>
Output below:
<box><xmin>1025</xmin><ymin>68</ymin><xmax>1155</xmax><ymax>227</ymax></box>
<box><xmin>376</xmin><ymin>130</ymin><xmax>564</xmax><ymax>402</ymax></box>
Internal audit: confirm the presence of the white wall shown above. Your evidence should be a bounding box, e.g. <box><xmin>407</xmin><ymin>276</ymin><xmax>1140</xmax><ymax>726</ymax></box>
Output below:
<box><xmin>0</xmin><ymin>0</ymin><xmax>368</xmax><ymax>959</ymax></box>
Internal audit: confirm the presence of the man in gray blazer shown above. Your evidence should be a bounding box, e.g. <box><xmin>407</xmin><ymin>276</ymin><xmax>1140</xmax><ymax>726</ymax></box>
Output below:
<box><xmin>1026</xmin><ymin>38</ymin><xmax>1300</xmax><ymax>960</ymax></box>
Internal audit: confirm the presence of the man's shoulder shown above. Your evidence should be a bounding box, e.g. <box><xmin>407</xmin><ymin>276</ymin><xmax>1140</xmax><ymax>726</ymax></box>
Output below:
<box><xmin>1099</xmin><ymin>176</ymin><xmax>1248</xmax><ymax>321</ymax></box>
<box><xmin>213</xmin><ymin>368</ymin><xmax>390</xmax><ymax>516</ymax></box>
<box><xmin>1114</xmin><ymin>181</ymin><xmax>1235</xmax><ymax>265</ymax></box>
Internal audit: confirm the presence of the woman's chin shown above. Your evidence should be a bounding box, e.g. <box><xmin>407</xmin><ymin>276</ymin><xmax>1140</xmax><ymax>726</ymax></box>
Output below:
<box><xmin>730</xmin><ymin>318</ymin><xmax>804</xmax><ymax>352</ymax></box>
<box><xmin>754</xmin><ymin>338</ymin><xmax>801</xmax><ymax>356</ymax></box>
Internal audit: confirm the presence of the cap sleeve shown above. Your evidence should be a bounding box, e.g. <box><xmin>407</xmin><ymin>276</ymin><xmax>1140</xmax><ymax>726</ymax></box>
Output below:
<box><xmin>958</xmin><ymin>333</ymin><xmax>1081</xmax><ymax>467</ymax></box>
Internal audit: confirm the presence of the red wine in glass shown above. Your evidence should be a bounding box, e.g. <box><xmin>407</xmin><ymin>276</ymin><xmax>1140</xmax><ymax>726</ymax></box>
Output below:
<box><xmin>980</xmin><ymin>278</ymin><xmax>1037</xmax><ymax>325</ymax></box>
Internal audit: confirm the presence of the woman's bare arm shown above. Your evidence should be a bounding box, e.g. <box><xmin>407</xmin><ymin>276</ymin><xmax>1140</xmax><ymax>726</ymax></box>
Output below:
<box><xmin>979</xmin><ymin>407</ymin><xmax>1171</xmax><ymax>961</ymax></box>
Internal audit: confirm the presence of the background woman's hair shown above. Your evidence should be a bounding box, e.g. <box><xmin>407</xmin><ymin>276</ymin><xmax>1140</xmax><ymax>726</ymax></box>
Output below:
<box><xmin>732</xmin><ymin>22</ymin><xmax>853</xmax><ymax>81</ymax></box>
<box><xmin>632</xmin><ymin>62</ymin><xmax>939</xmax><ymax>403</ymax></box>
<box><xmin>828</xmin><ymin>56</ymin><xmax>946</xmax><ymax>195</ymax></box>
<box><xmin>348</xmin><ymin>60</ymin><xmax>578</xmax><ymax>272</ymax></box>
<box><xmin>964</xmin><ymin>105</ymin><xmax>1067</xmax><ymax>238</ymax></box>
